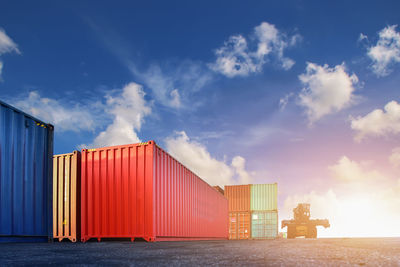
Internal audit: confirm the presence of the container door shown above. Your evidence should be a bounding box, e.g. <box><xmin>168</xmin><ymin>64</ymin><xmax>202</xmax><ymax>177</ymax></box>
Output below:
<box><xmin>251</xmin><ymin>211</ymin><xmax>278</xmax><ymax>239</ymax></box>
<box><xmin>238</xmin><ymin>212</ymin><xmax>250</xmax><ymax>239</ymax></box>
<box><xmin>53</xmin><ymin>152</ymin><xmax>80</xmax><ymax>242</ymax></box>
<box><xmin>229</xmin><ymin>213</ymin><xmax>238</xmax><ymax>239</ymax></box>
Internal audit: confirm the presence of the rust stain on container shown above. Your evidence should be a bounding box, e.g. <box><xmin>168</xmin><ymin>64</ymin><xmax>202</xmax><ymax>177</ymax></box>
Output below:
<box><xmin>224</xmin><ymin>185</ymin><xmax>251</xmax><ymax>212</ymax></box>
<box><xmin>228</xmin><ymin>212</ymin><xmax>251</xmax><ymax>240</ymax></box>
<box><xmin>81</xmin><ymin>141</ymin><xmax>228</xmax><ymax>242</ymax></box>
<box><xmin>53</xmin><ymin>151</ymin><xmax>80</xmax><ymax>242</ymax></box>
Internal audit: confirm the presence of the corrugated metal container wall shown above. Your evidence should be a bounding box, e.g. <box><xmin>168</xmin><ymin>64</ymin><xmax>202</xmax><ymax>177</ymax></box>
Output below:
<box><xmin>250</xmin><ymin>184</ymin><xmax>278</xmax><ymax>211</ymax></box>
<box><xmin>228</xmin><ymin>212</ymin><xmax>251</xmax><ymax>240</ymax></box>
<box><xmin>154</xmin><ymin>146</ymin><xmax>228</xmax><ymax>240</ymax></box>
<box><xmin>251</xmin><ymin>211</ymin><xmax>278</xmax><ymax>239</ymax></box>
<box><xmin>224</xmin><ymin>185</ymin><xmax>250</xmax><ymax>212</ymax></box>
<box><xmin>81</xmin><ymin>143</ymin><xmax>154</xmax><ymax>242</ymax></box>
<box><xmin>53</xmin><ymin>151</ymin><xmax>80</xmax><ymax>242</ymax></box>
<box><xmin>0</xmin><ymin>100</ymin><xmax>53</xmax><ymax>242</ymax></box>
<box><xmin>81</xmin><ymin>141</ymin><xmax>228</xmax><ymax>242</ymax></box>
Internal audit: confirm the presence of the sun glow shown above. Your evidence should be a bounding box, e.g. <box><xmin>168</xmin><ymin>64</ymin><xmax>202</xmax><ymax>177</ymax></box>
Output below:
<box><xmin>284</xmin><ymin>188</ymin><xmax>400</xmax><ymax>238</ymax></box>
<box><xmin>318</xmin><ymin>194</ymin><xmax>400</xmax><ymax>237</ymax></box>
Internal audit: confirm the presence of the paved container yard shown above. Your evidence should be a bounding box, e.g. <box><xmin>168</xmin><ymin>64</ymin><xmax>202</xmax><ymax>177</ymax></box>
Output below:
<box><xmin>1</xmin><ymin>238</ymin><xmax>399</xmax><ymax>266</ymax></box>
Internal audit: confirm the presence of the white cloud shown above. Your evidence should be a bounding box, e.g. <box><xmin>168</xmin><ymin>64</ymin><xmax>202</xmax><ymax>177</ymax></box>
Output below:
<box><xmin>86</xmin><ymin>19</ymin><xmax>213</xmax><ymax>110</ymax></box>
<box><xmin>231</xmin><ymin>156</ymin><xmax>252</xmax><ymax>184</ymax></box>
<box><xmin>130</xmin><ymin>61</ymin><xmax>212</xmax><ymax>109</ymax></box>
<box><xmin>169</xmin><ymin>89</ymin><xmax>181</xmax><ymax>108</ymax></box>
<box><xmin>210</xmin><ymin>35</ymin><xmax>256</xmax><ymax>78</ymax></box>
<box><xmin>13</xmin><ymin>83</ymin><xmax>152</xmax><ymax>148</ymax></box>
<box><xmin>165</xmin><ymin>131</ymin><xmax>253</xmax><ymax>187</ymax></box>
<box><xmin>358</xmin><ymin>33</ymin><xmax>368</xmax><ymax>43</ymax></box>
<box><xmin>279</xmin><ymin>92</ymin><xmax>294</xmax><ymax>111</ymax></box>
<box><xmin>13</xmin><ymin>91</ymin><xmax>96</xmax><ymax>132</ymax></box>
<box><xmin>298</xmin><ymin>62</ymin><xmax>358</xmax><ymax>124</ymax></box>
<box><xmin>0</xmin><ymin>28</ymin><xmax>20</xmax><ymax>80</ymax></box>
<box><xmin>389</xmin><ymin>147</ymin><xmax>400</xmax><ymax>167</ymax></box>
<box><xmin>209</xmin><ymin>22</ymin><xmax>299</xmax><ymax>77</ymax></box>
<box><xmin>89</xmin><ymin>82</ymin><xmax>151</xmax><ymax>148</ymax></box>
<box><xmin>0</xmin><ymin>28</ymin><xmax>20</xmax><ymax>55</ymax></box>
<box><xmin>350</xmin><ymin>100</ymin><xmax>400</xmax><ymax>142</ymax></box>
<box><xmin>367</xmin><ymin>25</ymin><xmax>400</xmax><ymax>77</ymax></box>
<box><xmin>329</xmin><ymin>156</ymin><xmax>384</xmax><ymax>181</ymax></box>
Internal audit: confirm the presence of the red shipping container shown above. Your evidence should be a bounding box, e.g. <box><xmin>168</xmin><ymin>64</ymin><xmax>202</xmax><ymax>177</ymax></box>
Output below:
<box><xmin>81</xmin><ymin>141</ymin><xmax>228</xmax><ymax>242</ymax></box>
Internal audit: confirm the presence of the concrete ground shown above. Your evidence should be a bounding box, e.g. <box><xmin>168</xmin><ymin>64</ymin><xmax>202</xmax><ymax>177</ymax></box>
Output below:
<box><xmin>0</xmin><ymin>238</ymin><xmax>399</xmax><ymax>266</ymax></box>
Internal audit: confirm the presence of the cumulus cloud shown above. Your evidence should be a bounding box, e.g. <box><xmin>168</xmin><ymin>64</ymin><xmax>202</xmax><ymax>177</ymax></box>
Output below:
<box><xmin>367</xmin><ymin>25</ymin><xmax>400</xmax><ymax>77</ymax></box>
<box><xmin>13</xmin><ymin>91</ymin><xmax>96</xmax><ymax>132</ymax></box>
<box><xmin>210</xmin><ymin>35</ymin><xmax>255</xmax><ymax>78</ymax></box>
<box><xmin>13</xmin><ymin>83</ymin><xmax>151</xmax><ymax>148</ymax></box>
<box><xmin>0</xmin><ymin>28</ymin><xmax>20</xmax><ymax>55</ymax></box>
<box><xmin>231</xmin><ymin>156</ymin><xmax>252</xmax><ymax>184</ymax></box>
<box><xmin>165</xmin><ymin>131</ymin><xmax>253</xmax><ymax>186</ymax></box>
<box><xmin>209</xmin><ymin>22</ymin><xmax>300</xmax><ymax>77</ymax></box>
<box><xmin>389</xmin><ymin>147</ymin><xmax>400</xmax><ymax>167</ymax></box>
<box><xmin>350</xmin><ymin>100</ymin><xmax>400</xmax><ymax>142</ymax></box>
<box><xmin>0</xmin><ymin>61</ymin><xmax>3</xmax><ymax>77</ymax></box>
<box><xmin>130</xmin><ymin>61</ymin><xmax>212</xmax><ymax>109</ymax></box>
<box><xmin>298</xmin><ymin>62</ymin><xmax>359</xmax><ymax>124</ymax></box>
<box><xmin>89</xmin><ymin>82</ymin><xmax>151</xmax><ymax>148</ymax></box>
<box><xmin>329</xmin><ymin>156</ymin><xmax>384</xmax><ymax>181</ymax></box>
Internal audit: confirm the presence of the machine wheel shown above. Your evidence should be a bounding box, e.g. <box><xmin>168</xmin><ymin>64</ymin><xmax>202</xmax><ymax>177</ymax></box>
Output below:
<box><xmin>306</xmin><ymin>226</ymin><xmax>317</xmax><ymax>238</ymax></box>
<box><xmin>287</xmin><ymin>226</ymin><xmax>296</xmax><ymax>239</ymax></box>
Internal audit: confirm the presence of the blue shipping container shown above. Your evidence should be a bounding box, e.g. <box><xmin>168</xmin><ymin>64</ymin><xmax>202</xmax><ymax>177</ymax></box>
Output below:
<box><xmin>0</xmin><ymin>100</ymin><xmax>53</xmax><ymax>242</ymax></box>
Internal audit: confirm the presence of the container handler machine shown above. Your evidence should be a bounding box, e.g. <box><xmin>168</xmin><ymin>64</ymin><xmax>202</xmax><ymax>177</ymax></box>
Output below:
<box><xmin>281</xmin><ymin>203</ymin><xmax>330</xmax><ymax>238</ymax></box>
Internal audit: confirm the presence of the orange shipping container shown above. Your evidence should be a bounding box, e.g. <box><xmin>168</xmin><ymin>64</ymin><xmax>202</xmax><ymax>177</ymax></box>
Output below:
<box><xmin>53</xmin><ymin>151</ymin><xmax>81</xmax><ymax>242</ymax></box>
<box><xmin>229</xmin><ymin>212</ymin><xmax>251</xmax><ymax>240</ymax></box>
<box><xmin>224</xmin><ymin>185</ymin><xmax>251</xmax><ymax>212</ymax></box>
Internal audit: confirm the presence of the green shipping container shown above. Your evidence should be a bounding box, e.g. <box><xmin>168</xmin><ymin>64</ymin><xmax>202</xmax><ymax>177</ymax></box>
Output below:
<box><xmin>251</xmin><ymin>211</ymin><xmax>278</xmax><ymax>239</ymax></box>
<box><xmin>250</xmin><ymin>184</ymin><xmax>277</xmax><ymax>211</ymax></box>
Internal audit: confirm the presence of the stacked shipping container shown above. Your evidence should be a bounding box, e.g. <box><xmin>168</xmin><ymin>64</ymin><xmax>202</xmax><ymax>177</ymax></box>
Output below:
<box><xmin>251</xmin><ymin>184</ymin><xmax>278</xmax><ymax>239</ymax></box>
<box><xmin>0</xmin><ymin>100</ymin><xmax>53</xmax><ymax>242</ymax></box>
<box><xmin>225</xmin><ymin>184</ymin><xmax>278</xmax><ymax>240</ymax></box>
<box><xmin>225</xmin><ymin>185</ymin><xmax>251</xmax><ymax>240</ymax></box>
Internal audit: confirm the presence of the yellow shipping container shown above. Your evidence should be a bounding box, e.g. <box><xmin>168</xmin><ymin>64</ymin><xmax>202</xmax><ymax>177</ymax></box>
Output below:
<box><xmin>53</xmin><ymin>151</ymin><xmax>80</xmax><ymax>242</ymax></box>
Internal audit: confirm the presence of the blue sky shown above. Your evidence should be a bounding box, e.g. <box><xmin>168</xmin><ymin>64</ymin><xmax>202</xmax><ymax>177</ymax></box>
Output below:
<box><xmin>1</xmin><ymin>1</ymin><xmax>400</xmax><ymax>236</ymax></box>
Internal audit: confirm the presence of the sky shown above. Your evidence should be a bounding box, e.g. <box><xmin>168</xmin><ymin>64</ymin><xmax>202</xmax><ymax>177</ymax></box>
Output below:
<box><xmin>1</xmin><ymin>0</ymin><xmax>400</xmax><ymax>237</ymax></box>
